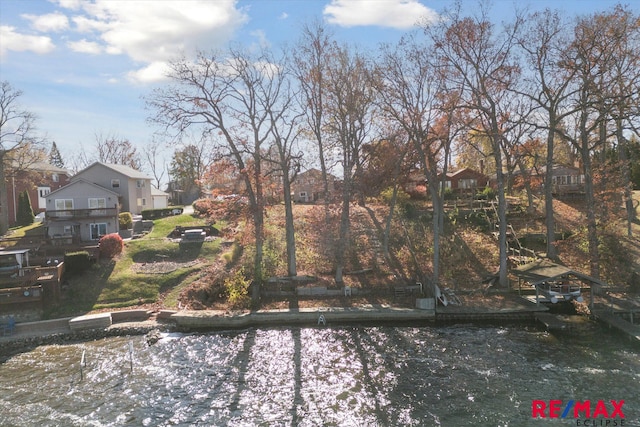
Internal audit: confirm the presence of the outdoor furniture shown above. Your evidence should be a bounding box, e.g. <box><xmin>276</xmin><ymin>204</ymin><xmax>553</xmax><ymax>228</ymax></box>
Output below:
<box><xmin>1</xmin><ymin>316</ymin><xmax>16</xmax><ymax>336</ymax></box>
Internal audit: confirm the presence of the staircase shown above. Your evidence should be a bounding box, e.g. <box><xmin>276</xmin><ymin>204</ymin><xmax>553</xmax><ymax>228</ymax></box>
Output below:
<box><xmin>483</xmin><ymin>199</ymin><xmax>538</xmax><ymax>266</ymax></box>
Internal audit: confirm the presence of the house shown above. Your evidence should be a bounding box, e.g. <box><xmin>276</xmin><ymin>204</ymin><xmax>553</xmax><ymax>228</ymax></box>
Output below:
<box><xmin>72</xmin><ymin>162</ymin><xmax>153</xmax><ymax>214</ymax></box>
<box><xmin>151</xmin><ymin>187</ymin><xmax>169</xmax><ymax>209</ymax></box>
<box><xmin>292</xmin><ymin>168</ymin><xmax>336</xmax><ymax>203</ymax></box>
<box><xmin>44</xmin><ymin>179</ymin><xmax>120</xmax><ymax>243</ymax></box>
<box><xmin>544</xmin><ymin>164</ymin><xmax>585</xmax><ymax>196</ymax></box>
<box><xmin>439</xmin><ymin>168</ymin><xmax>490</xmax><ymax>193</ymax></box>
<box><xmin>5</xmin><ymin>161</ymin><xmax>70</xmax><ymax>227</ymax></box>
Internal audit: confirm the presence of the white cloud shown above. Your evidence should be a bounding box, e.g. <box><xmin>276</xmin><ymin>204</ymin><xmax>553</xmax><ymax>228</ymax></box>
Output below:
<box><xmin>0</xmin><ymin>26</ymin><xmax>55</xmax><ymax>59</ymax></box>
<box><xmin>67</xmin><ymin>38</ymin><xmax>102</xmax><ymax>54</ymax></box>
<box><xmin>52</xmin><ymin>0</ymin><xmax>84</xmax><ymax>11</ymax></box>
<box><xmin>71</xmin><ymin>15</ymin><xmax>110</xmax><ymax>33</ymax></box>
<box><xmin>323</xmin><ymin>0</ymin><xmax>438</xmax><ymax>29</ymax></box>
<box><xmin>279</xmin><ymin>12</ymin><xmax>289</xmax><ymax>20</ymax></box>
<box><xmin>250</xmin><ymin>30</ymin><xmax>270</xmax><ymax>48</ymax></box>
<box><xmin>69</xmin><ymin>1</ymin><xmax>248</xmax><ymax>63</ymax></box>
<box><xmin>22</xmin><ymin>12</ymin><xmax>69</xmax><ymax>32</ymax></box>
<box><xmin>127</xmin><ymin>61</ymin><xmax>172</xmax><ymax>84</ymax></box>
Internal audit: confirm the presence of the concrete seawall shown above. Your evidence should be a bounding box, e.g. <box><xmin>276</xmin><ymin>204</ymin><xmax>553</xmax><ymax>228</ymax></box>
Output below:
<box><xmin>171</xmin><ymin>306</ymin><xmax>436</xmax><ymax>329</ymax></box>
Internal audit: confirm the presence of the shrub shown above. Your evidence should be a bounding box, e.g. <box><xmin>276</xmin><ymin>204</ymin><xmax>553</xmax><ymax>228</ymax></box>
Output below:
<box><xmin>99</xmin><ymin>233</ymin><xmax>124</xmax><ymax>258</ymax></box>
<box><xmin>224</xmin><ymin>268</ymin><xmax>251</xmax><ymax>310</ymax></box>
<box><xmin>141</xmin><ymin>208</ymin><xmax>178</xmax><ymax>220</ymax></box>
<box><xmin>443</xmin><ymin>187</ymin><xmax>454</xmax><ymax>200</ymax></box>
<box><xmin>475</xmin><ymin>187</ymin><xmax>496</xmax><ymax>201</ymax></box>
<box><xmin>64</xmin><ymin>251</ymin><xmax>92</xmax><ymax>275</ymax></box>
<box><xmin>379</xmin><ymin>187</ymin><xmax>411</xmax><ymax>205</ymax></box>
<box><xmin>119</xmin><ymin>212</ymin><xmax>133</xmax><ymax>229</ymax></box>
<box><xmin>16</xmin><ymin>190</ymin><xmax>35</xmax><ymax>226</ymax></box>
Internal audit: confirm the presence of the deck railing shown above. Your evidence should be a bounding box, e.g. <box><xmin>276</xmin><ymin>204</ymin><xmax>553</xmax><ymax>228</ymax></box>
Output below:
<box><xmin>46</xmin><ymin>207</ymin><xmax>118</xmax><ymax>219</ymax></box>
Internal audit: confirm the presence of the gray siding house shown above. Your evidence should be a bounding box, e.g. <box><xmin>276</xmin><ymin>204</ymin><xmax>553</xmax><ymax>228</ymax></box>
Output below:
<box><xmin>45</xmin><ymin>179</ymin><xmax>120</xmax><ymax>243</ymax></box>
<box><xmin>72</xmin><ymin>162</ymin><xmax>153</xmax><ymax>215</ymax></box>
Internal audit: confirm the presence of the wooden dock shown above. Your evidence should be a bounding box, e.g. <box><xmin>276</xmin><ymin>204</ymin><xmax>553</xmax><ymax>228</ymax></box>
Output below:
<box><xmin>592</xmin><ymin>309</ymin><xmax>640</xmax><ymax>343</ymax></box>
<box><xmin>535</xmin><ymin>313</ymin><xmax>569</xmax><ymax>331</ymax></box>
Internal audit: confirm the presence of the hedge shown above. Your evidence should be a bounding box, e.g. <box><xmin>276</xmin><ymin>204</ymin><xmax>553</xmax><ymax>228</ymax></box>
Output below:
<box><xmin>141</xmin><ymin>207</ymin><xmax>183</xmax><ymax>220</ymax></box>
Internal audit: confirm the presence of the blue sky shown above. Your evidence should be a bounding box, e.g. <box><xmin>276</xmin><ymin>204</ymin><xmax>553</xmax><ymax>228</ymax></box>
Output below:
<box><xmin>0</xmin><ymin>0</ymin><xmax>637</xmax><ymax>180</ymax></box>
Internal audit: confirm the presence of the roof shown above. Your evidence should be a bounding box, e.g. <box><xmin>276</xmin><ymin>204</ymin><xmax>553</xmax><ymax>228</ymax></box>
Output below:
<box><xmin>9</xmin><ymin>159</ymin><xmax>70</xmax><ymax>175</ymax></box>
<box><xmin>446</xmin><ymin>167</ymin><xmax>488</xmax><ymax>179</ymax></box>
<box><xmin>46</xmin><ymin>178</ymin><xmax>121</xmax><ymax>198</ymax></box>
<box><xmin>27</xmin><ymin>161</ymin><xmax>70</xmax><ymax>175</ymax></box>
<box><xmin>151</xmin><ymin>187</ymin><xmax>169</xmax><ymax>196</ymax></box>
<box><xmin>78</xmin><ymin>162</ymin><xmax>152</xmax><ymax>180</ymax></box>
<box><xmin>0</xmin><ymin>249</ymin><xmax>31</xmax><ymax>256</ymax></box>
<box><xmin>513</xmin><ymin>259</ymin><xmax>608</xmax><ymax>287</ymax></box>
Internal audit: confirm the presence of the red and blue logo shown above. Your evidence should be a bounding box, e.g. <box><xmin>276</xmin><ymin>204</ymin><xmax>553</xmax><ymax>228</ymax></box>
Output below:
<box><xmin>532</xmin><ymin>400</ymin><xmax>626</xmax><ymax>425</ymax></box>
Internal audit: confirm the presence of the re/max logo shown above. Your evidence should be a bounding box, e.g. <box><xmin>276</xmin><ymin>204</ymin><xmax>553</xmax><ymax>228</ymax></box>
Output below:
<box><xmin>532</xmin><ymin>400</ymin><xmax>625</xmax><ymax>419</ymax></box>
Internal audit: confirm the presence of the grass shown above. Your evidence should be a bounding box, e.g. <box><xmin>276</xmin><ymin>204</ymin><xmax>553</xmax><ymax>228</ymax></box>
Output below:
<box><xmin>43</xmin><ymin>213</ymin><xmax>222</xmax><ymax>318</ymax></box>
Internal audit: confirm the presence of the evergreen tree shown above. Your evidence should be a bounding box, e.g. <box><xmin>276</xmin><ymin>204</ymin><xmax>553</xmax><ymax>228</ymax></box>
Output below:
<box><xmin>16</xmin><ymin>190</ymin><xmax>34</xmax><ymax>226</ymax></box>
<box><xmin>49</xmin><ymin>142</ymin><xmax>65</xmax><ymax>168</ymax></box>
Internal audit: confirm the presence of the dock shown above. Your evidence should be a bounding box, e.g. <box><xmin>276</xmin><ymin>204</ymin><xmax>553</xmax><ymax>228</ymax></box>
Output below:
<box><xmin>591</xmin><ymin>308</ymin><xmax>640</xmax><ymax>343</ymax></box>
<box><xmin>534</xmin><ymin>312</ymin><xmax>569</xmax><ymax>331</ymax></box>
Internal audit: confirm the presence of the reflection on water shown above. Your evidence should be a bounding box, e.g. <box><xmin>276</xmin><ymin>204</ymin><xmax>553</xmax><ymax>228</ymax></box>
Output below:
<box><xmin>1</xmin><ymin>322</ymin><xmax>638</xmax><ymax>426</ymax></box>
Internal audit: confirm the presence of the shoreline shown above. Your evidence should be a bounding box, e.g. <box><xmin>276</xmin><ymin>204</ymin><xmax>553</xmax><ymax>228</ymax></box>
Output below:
<box><xmin>0</xmin><ymin>298</ymin><xmax>552</xmax><ymax>360</ymax></box>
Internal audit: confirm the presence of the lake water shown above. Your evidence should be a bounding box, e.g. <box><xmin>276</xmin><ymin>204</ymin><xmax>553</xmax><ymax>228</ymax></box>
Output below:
<box><xmin>0</xmin><ymin>320</ymin><xmax>638</xmax><ymax>426</ymax></box>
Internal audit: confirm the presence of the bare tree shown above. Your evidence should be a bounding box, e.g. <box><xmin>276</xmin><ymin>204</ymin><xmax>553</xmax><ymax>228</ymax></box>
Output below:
<box><xmin>426</xmin><ymin>4</ymin><xmax>523</xmax><ymax>287</ymax></box>
<box><xmin>259</xmin><ymin>51</ymin><xmax>305</xmax><ymax>277</ymax></box>
<box><xmin>142</xmin><ymin>139</ymin><xmax>167</xmax><ymax>190</ymax></box>
<box><xmin>555</xmin><ymin>7</ymin><xmax>639</xmax><ymax>277</ymax></box>
<box><xmin>148</xmin><ymin>46</ymin><xmax>289</xmax><ymax>302</ymax></box>
<box><xmin>293</xmin><ymin>20</ymin><xmax>336</xmax><ymax>220</ymax></box>
<box><xmin>169</xmin><ymin>141</ymin><xmax>212</xmax><ymax>204</ymax></box>
<box><xmin>376</xmin><ymin>32</ymin><xmax>457</xmax><ymax>288</ymax></box>
<box><xmin>94</xmin><ymin>132</ymin><xmax>141</xmax><ymax>169</ymax></box>
<box><xmin>516</xmin><ymin>9</ymin><xmax>579</xmax><ymax>259</ymax></box>
<box><xmin>324</xmin><ymin>45</ymin><xmax>376</xmax><ymax>284</ymax></box>
<box><xmin>604</xmin><ymin>6</ymin><xmax>640</xmax><ymax>238</ymax></box>
<box><xmin>0</xmin><ymin>81</ymin><xmax>45</xmax><ymax>234</ymax></box>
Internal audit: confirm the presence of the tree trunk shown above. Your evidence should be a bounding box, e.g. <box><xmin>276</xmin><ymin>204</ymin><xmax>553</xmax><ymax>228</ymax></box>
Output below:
<box><xmin>580</xmin><ymin>133</ymin><xmax>600</xmax><ymax>279</ymax></box>
<box><xmin>544</xmin><ymin>125</ymin><xmax>558</xmax><ymax>260</ymax></box>
<box><xmin>494</xmin><ymin>143</ymin><xmax>509</xmax><ymax>288</ymax></box>
<box><xmin>382</xmin><ymin>183</ymin><xmax>398</xmax><ymax>262</ymax></box>
<box><xmin>282</xmin><ymin>176</ymin><xmax>297</xmax><ymax>277</ymax></box>
<box><xmin>335</xmin><ymin>173</ymin><xmax>352</xmax><ymax>284</ymax></box>
<box><xmin>429</xmin><ymin>180</ymin><xmax>442</xmax><ymax>286</ymax></box>
<box><xmin>0</xmin><ymin>152</ymin><xmax>8</xmax><ymax>235</ymax></box>
<box><xmin>617</xmin><ymin>119</ymin><xmax>635</xmax><ymax>238</ymax></box>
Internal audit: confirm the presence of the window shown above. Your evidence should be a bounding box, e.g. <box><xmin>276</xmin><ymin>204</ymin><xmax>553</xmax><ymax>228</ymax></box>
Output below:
<box><xmin>111</xmin><ymin>179</ymin><xmax>120</xmax><ymax>188</ymax></box>
<box><xmin>51</xmin><ymin>173</ymin><xmax>59</xmax><ymax>182</ymax></box>
<box><xmin>137</xmin><ymin>198</ymin><xmax>147</xmax><ymax>206</ymax></box>
<box><xmin>55</xmin><ymin>199</ymin><xmax>73</xmax><ymax>216</ymax></box>
<box><xmin>459</xmin><ymin>178</ymin><xmax>477</xmax><ymax>189</ymax></box>
<box><xmin>90</xmin><ymin>223</ymin><xmax>107</xmax><ymax>240</ymax></box>
<box><xmin>63</xmin><ymin>225</ymin><xmax>73</xmax><ymax>235</ymax></box>
<box><xmin>88</xmin><ymin>198</ymin><xmax>106</xmax><ymax>209</ymax></box>
<box><xmin>89</xmin><ymin>198</ymin><xmax>106</xmax><ymax>215</ymax></box>
<box><xmin>39</xmin><ymin>188</ymin><xmax>50</xmax><ymax>198</ymax></box>
<box><xmin>136</xmin><ymin>179</ymin><xmax>145</xmax><ymax>188</ymax></box>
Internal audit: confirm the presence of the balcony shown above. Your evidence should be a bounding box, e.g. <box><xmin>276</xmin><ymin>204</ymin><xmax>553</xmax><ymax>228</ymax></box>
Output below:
<box><xmin>46</xmin><ymin>207</ymin><xmax>118</xmax><ymax>220</ymax></box>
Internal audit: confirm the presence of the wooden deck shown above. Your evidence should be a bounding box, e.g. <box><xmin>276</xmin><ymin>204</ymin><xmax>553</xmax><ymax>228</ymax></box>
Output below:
<box><xmin>535</xmin><ymin>313</ymin><xmax>568</xmax><ymax>331</ymax></box>
<box><xmin>592</xmin><ymin>307</ymin><xmax>640</xmax><ymax>343</ymax></box>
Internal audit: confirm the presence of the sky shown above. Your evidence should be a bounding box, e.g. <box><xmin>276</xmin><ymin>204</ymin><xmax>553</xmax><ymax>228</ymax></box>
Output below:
<box><xmin>0</xmin><ymin>0</ymin><xmax>637</xmax><ymax>184</ymax></box>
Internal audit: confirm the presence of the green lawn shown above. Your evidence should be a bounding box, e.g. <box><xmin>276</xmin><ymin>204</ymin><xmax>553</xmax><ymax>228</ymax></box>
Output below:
<box><xmin>44</xmin><ymin>212</ymin><xmax>221</xmax><ymax>318</ymax></box>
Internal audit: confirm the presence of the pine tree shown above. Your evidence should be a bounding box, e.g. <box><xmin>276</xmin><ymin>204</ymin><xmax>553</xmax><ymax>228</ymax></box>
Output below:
<box><xmin>49</xmin><ymin>142</ymin><xmax>65</xmax><ymax>168</ymax></box>
<box><xmin>16</xmin><ymin>190</ymin><xmax>34</xmax><ymax>226</ymax></box>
